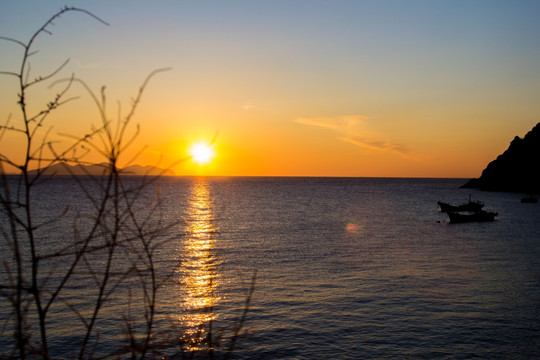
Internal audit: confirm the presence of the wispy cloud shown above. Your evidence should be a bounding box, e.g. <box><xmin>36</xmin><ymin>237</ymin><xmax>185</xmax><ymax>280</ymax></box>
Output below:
<box><xmin>241</xmin><ymin>101</ymin><xmax>279</xmax><ymax>112</ymax></box>
<box><xmin>72</xmin><ymin>59</ymin><xmax>119</xmax><ymax>70</ymax></box>
<box><xmin>294</xmin><ymin>115</ymin><xmax>411</xmax><ymax>157</ymax></box>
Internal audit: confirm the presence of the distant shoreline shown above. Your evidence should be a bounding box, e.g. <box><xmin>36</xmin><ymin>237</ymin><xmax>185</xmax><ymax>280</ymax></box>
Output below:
<box><xmin>1</xmin><ymin>173</ymin><xmax>470</xmax><ymax>180</ymax></box>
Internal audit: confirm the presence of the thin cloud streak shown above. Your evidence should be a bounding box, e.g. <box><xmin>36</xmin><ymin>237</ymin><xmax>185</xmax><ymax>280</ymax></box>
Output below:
<box><xmin>341</xmin><ymin>137</ymin><xmax>411</xmax><ymax>155</ymax></box>
<box><xmin>295</xmin><ymin>115</ymin><xmax>369</xmax><ymax>132</ymax></box>
<box><xmin>72</xmin><ymin>59</ymin><xmax>120</xmax><ymax>70</ymax></box>
<box><xmin>295</xmin><ymin>115</ymin><xmax>411</xmax><ymax>157</ymax></box>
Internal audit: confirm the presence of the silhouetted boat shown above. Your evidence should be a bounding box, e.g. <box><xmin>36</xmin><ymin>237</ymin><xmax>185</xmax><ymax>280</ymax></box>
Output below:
<box><xmin>447</xmin><ymin>210</ymin><xmax>498</xmax><ymax>223</ymax></box>
<box><xmin>438</xmin><ymin>195</ymin><xmax>484</xmax><ymax>213</ymax></box>
<box><xmin>521</xmin><ymin>195</ymin><xmax>538</xmax><ymax>203</ymax></box>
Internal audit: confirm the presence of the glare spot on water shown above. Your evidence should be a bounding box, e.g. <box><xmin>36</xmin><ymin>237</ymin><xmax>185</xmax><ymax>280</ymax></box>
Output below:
<box><xmin>175</xmin><ymin>180</ymin><xmax>220</xmax><ymax>351</ymax></box>
<box><xmin>346</xmin><ymin>221</ymin><xmax>365</xmax><ymax>237</ymax></box>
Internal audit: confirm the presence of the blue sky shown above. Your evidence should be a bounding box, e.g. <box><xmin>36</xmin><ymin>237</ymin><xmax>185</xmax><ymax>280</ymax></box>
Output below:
<box><xmin>1</xmin><ymin>1</ymin><xmax>540</xmax><ymax>176</ymax></box>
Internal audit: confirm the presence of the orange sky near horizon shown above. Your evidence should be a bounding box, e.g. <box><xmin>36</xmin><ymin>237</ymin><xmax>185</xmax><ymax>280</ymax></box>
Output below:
<box><xmin>1</xmin><ymin>1</ymin><xmax>540</xmax><ymax>178</ymax></box>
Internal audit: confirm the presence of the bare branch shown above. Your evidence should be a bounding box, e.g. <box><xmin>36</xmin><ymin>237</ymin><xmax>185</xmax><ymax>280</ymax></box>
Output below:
<box><xmin>0</xmin><ymin>36</ymin><xmax>26</xmax><ymax>48</ymax></box>
<box><xmin>25</xmin><ymin>58</ymin><xmax>71</xmax><ymax>88</ymax></box>
<box><xmin>0</xmin><ymin>71</ymin><xmax>20</xmax><ymax>77</ymax></box>
<box><xmin>2</xmin><ymin>6</ymin><xmax>254</xmax><ymax>358</ymax></box>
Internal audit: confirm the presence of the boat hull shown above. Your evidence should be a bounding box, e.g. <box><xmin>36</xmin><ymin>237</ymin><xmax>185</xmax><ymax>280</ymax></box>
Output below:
<box><xmin>438</xmin><ymin>201</ymin><xmax>484</xmax><ymax>213</ymax></box>
<box><xmin>448</xmin><ymin>211</ymin><xmax>498</xmax><ymax>224</ymax></box>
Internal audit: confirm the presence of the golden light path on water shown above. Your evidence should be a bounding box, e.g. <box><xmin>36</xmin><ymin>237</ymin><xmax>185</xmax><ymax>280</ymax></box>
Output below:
<box><xmin>177</xmin><ymin>179</ymin><xmax>220</xmax><ymax>350</ymax></box>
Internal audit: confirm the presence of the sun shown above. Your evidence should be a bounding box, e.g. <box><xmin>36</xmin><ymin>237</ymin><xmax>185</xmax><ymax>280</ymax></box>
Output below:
<box><xmin>188</xmin><ymin>142</ymin><xmax>215</xmax><ymax>166</ymax></box>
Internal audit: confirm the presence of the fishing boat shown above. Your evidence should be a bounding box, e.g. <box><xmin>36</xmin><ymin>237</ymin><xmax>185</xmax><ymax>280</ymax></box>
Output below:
<box><xmin>438</xmin><ymin>195</ymin><xmax>484</xmax><ymax>213</ymax></box>
<box><xmin>447</xmin><ymin>210</ymin><xmax>498</xmax><ymax>223</ymax></box>
<box><xmin>521</xmin><ymin>195</ymin><xmax>538</xmax><ymax>203</ymax></box>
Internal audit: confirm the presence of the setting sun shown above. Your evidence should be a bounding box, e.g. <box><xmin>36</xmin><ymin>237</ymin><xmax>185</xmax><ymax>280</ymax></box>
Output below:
<box><xmin>188</xmin><ymin>142</ymin><xmax>215</xmax><ymax>166</ymax></box>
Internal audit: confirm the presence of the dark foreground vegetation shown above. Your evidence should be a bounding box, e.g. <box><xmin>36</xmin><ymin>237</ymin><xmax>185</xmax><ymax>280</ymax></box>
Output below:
<box><xmin>0</xmin><ymin>7</ymin><xmax>253</xmax><ymax>359</ymax></box>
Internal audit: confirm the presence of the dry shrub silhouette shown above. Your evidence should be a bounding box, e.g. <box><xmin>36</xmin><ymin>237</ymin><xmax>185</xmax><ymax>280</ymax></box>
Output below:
<box><xmin>0</xmin><ymin>7</ymin><xmax>254</xmax><ymax>359</ymax></box>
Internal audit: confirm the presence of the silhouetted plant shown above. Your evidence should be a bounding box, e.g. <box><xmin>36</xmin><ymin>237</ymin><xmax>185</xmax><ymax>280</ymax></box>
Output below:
<box><xmin>0</xmin><ymin>7</ymin><xmax>254</xmax><ymax>359</ymax></box>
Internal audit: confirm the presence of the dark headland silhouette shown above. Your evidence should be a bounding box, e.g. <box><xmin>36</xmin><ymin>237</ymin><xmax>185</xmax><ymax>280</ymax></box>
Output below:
<box><xmin>462</xmin><ymin>122</ymin><xmax>540</xmax><ymax>192</ymax></box>
<box><xmin>28</xmin><ymin>162</ymin><xmax>175</xmax><ymax>176</ymax></box>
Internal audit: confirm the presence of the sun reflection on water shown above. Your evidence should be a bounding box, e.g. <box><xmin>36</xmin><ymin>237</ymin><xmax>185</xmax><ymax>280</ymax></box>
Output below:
<box><xmin>177</xmin><ymin>179</ymin><xmax>220</xmax><ymax>351</ymax></box>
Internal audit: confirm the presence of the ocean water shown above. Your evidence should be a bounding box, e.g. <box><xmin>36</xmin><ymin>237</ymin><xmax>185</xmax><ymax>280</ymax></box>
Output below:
<box><xmin>1</xmin><ymin>177</ymin><xmax>539</xmax><ymax>359</ymax></box>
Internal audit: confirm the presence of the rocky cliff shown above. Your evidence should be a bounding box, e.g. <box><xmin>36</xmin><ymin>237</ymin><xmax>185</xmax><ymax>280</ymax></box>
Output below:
<box><xmin>462</xmin><ymin>122</ymin><xmax>540</xmax><ymax>192</ymax></box>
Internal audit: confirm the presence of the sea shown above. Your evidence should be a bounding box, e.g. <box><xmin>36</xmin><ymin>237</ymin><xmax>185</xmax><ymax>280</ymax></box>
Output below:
<box><xmin>1</xmin><ymin>176</ymin><xmax>539</xmax><ymax>359</ymax></box>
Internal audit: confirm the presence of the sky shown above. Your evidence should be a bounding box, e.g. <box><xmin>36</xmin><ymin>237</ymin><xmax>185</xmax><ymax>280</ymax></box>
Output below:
<box><xmin>1</xmin><ymin>0</ymin><xmax>540</xmax><ymax>178</ymax></box>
